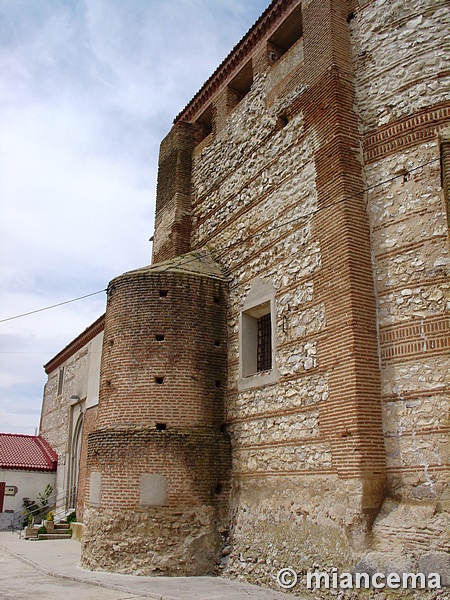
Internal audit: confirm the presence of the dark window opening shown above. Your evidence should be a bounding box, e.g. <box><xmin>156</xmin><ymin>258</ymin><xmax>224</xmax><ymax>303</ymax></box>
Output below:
<box><xmin>155</xmin><ymin>376</ymin><xmax>164</xmax><ymax>384</ymax></box>
<box><xmin>195</xmin><ymin>104</ymin><xmax>213</xmax><ymax>145</ymax></box>
<box><xmin>268</xmin><ymin>4</ymin><xmax>302</xmax><ymax>60</ymax></box>
<box><xmin>268</xmin><ymin>42</ymin><xmax>285</xmax><ymax>65</ymax></box>
<box><xmin>214</xmin><ymin>340</ymin><xmax>221</xmax><ymax>347</ymax></box>
<box><xmin>276</xmin><ymin>113</ymin><xmax>289</xmax><ymax>131</ymax></box>
<box><xmin>215</xmin><ymin>483</ymin><xmax>223</xmax><ymax>494</ymax></box>
<box><xmin>215</xmin><ymin>380</ymin><xmax>222</xmax><ymax>388</ymax></box>
<box><xmin>156</xmin><ymin>423</ymin><xmax>166</xmax><ymax>431</ymax></box>
<box><xmin>228</xmin><ymin>60</ymin><xmax>253</xmax><ymax>109</ymax></box>
<box><xmin>159</xmin><ymin>290</ymin><xmax>168</xmax><ymax>298</ymax></box>
<box><xmin>257</xmin><ymin>313</ymin><xmax>272</xmax><ymax>372</ymax></box>
<box><xmin>213</xmin><ymin>295</ymin><xmax>220</xmax><ymax>304</ymax></box>
<box><xmin>155</xmin><ymin>334</ymin><xmax>165</xmax><ymax>341</ymax></box>
<box><xmin>241</xmin><ymin>300</ymin><xmax>273</xmax><ymax>377</ymax></box>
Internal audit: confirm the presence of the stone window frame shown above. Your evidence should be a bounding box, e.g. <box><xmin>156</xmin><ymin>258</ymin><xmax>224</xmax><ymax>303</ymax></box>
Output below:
<box><xmin>57</xmin><ymin>366</ymin><xmax>64</xmax><ymax>396</ymax></box>
<box><xmin>239</xmin><ymin>278</ymin><xmax>279</xmax><ymax>391</ymax></box>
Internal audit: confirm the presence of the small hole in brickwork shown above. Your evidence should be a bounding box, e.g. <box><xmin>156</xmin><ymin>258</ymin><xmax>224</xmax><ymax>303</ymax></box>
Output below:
<box><xmin>347</xmin><ymin>11</ymin><xmax>355</xmax><ymax>23</ymax></box>
<box><xmin>215</xmin><ymin>380</ymin><xmax>222</xmax><ymax>388</ymax></box>
<box><xmin>155</xmin><ymin>334</ymin><xmax>165</xmax><ymax>341</ymax></box>
<box><xmin>213</xmin><ymin>296</ymin><xmax>220</xmax><ymax>304</ymax></box>
<box><xmin>159</xmin><ymin>290</ymin><xmax>168</xmax><ymax>298</ymax></box>
<box><xmin>220</xmin><ymin>424</ymin><xmax>227</xmax><ymax>433</ymax></box>
<box><xmin>155</xmin><ymin>376</ymin><xmax>164</xmax><ymax>384</ymax></box>
<box><xmin>214</xmin><ymin>340</ymin><xmax>221</xmax><ymax>347</ymax></box>
<box><xmin>156</xmin><ymin>423</ymin><xmax>166</xmax><ymax>431</ymax></box>
<box><xmin>276</xmin><ymin>114</ymin><xmax>289</xmax><ymax>130</ymax></box>
<box><xmin>215</xmin><ymin>483</ymin><xmax>223</xmax><ymax>494</ymax></box>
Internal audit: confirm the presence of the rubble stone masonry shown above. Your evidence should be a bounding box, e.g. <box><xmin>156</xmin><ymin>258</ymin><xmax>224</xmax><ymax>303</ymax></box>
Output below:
<box><xmin>187</xmin><ymin>0</ymin><xmax>388</xmax><ymax>578</ymax></box>
<box><xmin>350</xmin><ymin>0</ymin><xmax>450</xmax><ymax>567</ymax></box>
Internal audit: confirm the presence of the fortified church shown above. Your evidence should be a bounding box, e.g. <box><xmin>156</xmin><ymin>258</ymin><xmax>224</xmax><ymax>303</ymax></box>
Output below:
<box><xmin>39</xmin><ymin>0</ymin><xmax>450</xmax><ymax>589</ymax></box>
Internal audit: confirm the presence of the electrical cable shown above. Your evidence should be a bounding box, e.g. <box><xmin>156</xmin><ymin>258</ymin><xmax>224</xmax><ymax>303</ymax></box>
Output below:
<box><xmin>0</xmin><ymin>289</ymin><xmax>107</xmax><ymax>324</ymax></box>
<box><xmin>0</xmin><ymin>155</ymin><xmax>441</xmax><ymax>324</ymax></box>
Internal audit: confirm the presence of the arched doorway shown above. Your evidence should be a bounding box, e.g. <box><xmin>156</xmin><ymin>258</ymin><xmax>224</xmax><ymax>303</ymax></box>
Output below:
<box><xmin>68</xmin><ymin>411</ymin><xmax>83</xmax><ymax>510</ymax></box>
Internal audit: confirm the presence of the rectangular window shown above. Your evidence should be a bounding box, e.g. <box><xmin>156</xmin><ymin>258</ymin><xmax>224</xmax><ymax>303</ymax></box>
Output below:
<box><xmin>239</xmin><ymin>279</ymin><xmax>279</xmax><ymax>391</ymax></box>
<box><xmin>267</xmin><ymin>4</ymin><xmax>302</xmax><ymax>63</ymax></box>
<box><xmin>257</xmin><ymin>313</ymin><xmax>272</xmax><ymax>371</ymax></box>
<box><xmin>228</xmin><ymin>60</ymin><xmax>253</xmax><ymax>110</ymax></box>
<box><xmin>57</xmin><ymin>367</ymin><xmax>64</xmax><ymax>396</ymax></box>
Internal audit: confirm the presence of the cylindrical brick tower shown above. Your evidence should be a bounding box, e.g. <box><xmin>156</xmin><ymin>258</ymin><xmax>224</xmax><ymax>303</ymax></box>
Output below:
<box><xmin>81</xmin><ymin>251</ymin><xmax>231</xmax><ymax>575</ymax></box>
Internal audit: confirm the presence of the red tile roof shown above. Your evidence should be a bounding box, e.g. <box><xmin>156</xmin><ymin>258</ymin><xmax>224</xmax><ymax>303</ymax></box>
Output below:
<box><xmin>0</xmin><ymin>434</ymin><xmax>57</xmax><ymax>471</ymax></box>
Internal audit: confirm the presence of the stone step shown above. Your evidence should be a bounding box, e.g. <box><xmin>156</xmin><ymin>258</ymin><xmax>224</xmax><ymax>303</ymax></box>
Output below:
<box><xmin>35</xmin><ymin>534</ymin><xmax>72</xmax><ymax>540</ymax></box>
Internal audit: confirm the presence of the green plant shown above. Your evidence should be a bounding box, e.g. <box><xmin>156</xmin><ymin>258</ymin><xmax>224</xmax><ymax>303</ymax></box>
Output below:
<box><xmin>21</xmin><ymin>485</ymin><xmax>54</xmax><ymax>527</ymax></box>
<box><xmin>66</xmin><ymin>511</ymin><xmax>77</xmax><ymax>524</ymax></box>
<box><xmin>37</xmin><ymin>525</ymin><xmax>47</xmax><ymax>535</ymax></box>
<box><xmin>46</xmin><ymin>511</ymin><xmax>54</xmax><ymax>521</ymax></box>
<box><xmin>37</xmin><ymin>484</ymin><xmax>53</xmax><ymax>510</ymax></box>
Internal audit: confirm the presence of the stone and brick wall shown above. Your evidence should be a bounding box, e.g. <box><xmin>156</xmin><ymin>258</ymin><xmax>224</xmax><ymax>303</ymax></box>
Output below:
<box><xmin>39</xmin><ymin>316</ymin><xmax>104</xmax><ymax>510</ymax></box>
<box><xmin>172</xmin><ymin>0</ymin><xmax>386</xmax><ymax>576</ymax></box>
<box><xmin>349</xmin><ymin>0</ymin><xmax>450</xmax><ymax>561</ymax></box>
<box><xmin>148</xmin><ymin>0</ymin><xmax>449</xmax><ymax>586</ymax></box>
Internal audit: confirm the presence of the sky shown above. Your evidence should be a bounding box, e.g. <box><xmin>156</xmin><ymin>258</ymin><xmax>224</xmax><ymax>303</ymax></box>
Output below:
<box><xmin>0</xmin><ymin>0</ymin><xmax>270</xmax><ymax>435</ymax></box>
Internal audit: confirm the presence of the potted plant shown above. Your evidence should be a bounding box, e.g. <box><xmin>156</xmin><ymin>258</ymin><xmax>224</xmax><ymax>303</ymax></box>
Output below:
<box><xmin>44</xmin><ymin>511</ymin><xmax>55</xmax><ymax>531</ymax></box>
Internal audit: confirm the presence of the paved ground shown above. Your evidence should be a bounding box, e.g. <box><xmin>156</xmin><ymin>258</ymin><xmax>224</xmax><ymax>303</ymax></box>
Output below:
<box><xmin>0</xmin><ymin>532</ymin><xmax>306</xmax><ymax>599</ymax></box>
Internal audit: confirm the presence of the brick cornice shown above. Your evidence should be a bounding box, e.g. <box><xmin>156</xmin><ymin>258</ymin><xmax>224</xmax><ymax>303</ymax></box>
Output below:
<box><xmin>174</xmin><ymin>0</ymin><xmax>299</xmax><ymax>124</ymax></box>
<box><xmin>44</xmin><ymin>313</ymin><xmax>105</xmax><ymax>374</ymax></box>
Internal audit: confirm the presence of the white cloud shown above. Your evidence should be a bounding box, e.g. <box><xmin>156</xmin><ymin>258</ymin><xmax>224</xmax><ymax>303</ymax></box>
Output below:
<box><xmin>0</xmin><ymin>0</ymin><xmax>269</xmax><ymax>435</ymax></box>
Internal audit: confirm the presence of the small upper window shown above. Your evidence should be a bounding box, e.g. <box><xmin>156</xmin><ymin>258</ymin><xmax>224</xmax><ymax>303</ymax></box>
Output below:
<box><xmin>57</xmin><ymin>367</ymin><xmax>64</xmax><ymax>396</ymax></box>
<box><xmin>195</xmin><ymin>104</ymin><xmax>213</xmax><ymax>146</ymax></box>
<box><xmin>268</xmin><ymin>4</ymin><xmax>302</xmax><ymax>62</ymax></box>
<box><xmin>228</xmin><ymin>60</ymin><xmax>253</xmax><ymax>110</ymax></box>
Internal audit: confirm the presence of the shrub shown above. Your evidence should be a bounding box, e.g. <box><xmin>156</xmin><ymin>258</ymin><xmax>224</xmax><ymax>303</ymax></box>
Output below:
<box><xmin>37</xmin><ymin>525</ymin><xmax>47</xmax><ymax>535</ymax></box>
<box><xmin>66</xmin><ymin>511</ymin><xmax>77</xmax><ymax>524</ymax></box>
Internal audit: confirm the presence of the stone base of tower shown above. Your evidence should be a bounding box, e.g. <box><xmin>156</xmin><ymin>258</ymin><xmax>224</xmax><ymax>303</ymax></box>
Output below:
<box><xmin>81</xmin><ymin>425</ymin><xmax>231</xmax><ymax>576</ymax></box>
<box><xmin>81</xmin><ymin>505</ymin><xmax>224</xmax><ymax>576</ymax></box>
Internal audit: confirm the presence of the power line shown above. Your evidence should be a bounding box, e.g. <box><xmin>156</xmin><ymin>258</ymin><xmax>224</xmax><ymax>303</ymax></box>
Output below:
<box><xmin>0</xmin><ymin>155</ymin><xmax>440</xmax><ymax>324</ymax></box>
<box><xmin>0</xmin><ymin>289</ymin><xmax>107</xmax><ymax>324</ymax></box>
